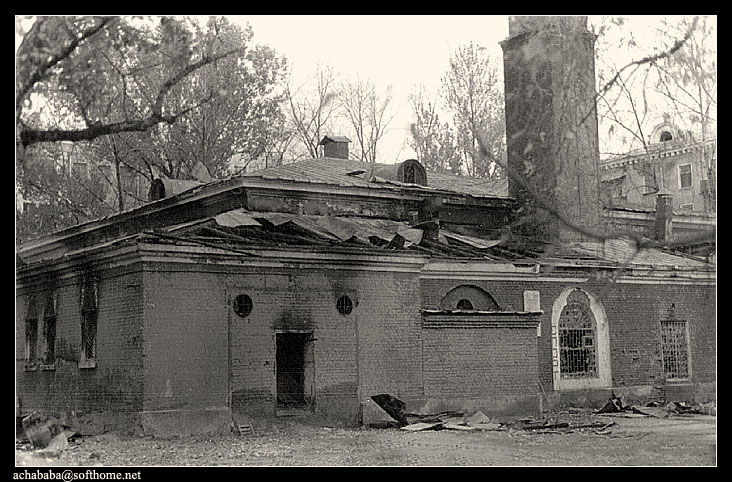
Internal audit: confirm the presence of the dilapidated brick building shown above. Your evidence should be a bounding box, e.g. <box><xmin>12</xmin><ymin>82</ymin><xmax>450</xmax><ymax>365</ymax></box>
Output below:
<box><xmin>16</xmin><ymin>16</ymin><xmax>715</xmax><ymax>435</ymax></box>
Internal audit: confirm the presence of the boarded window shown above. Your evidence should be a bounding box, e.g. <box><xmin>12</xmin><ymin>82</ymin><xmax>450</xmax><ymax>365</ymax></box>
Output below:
<box><xmin>660</xmin><ymin>321</ymin><xmax>689</xmax><ymax>379</ymax></box>
<box><xmin>559</xmin><ymin>290</ymin><xmax>597</xmax><ymax>379</ymax></box>
<box><xmin>80</xmin><ymin>279</ymin><xmax>98</xmax><ymax>366</ymax></box>
<box><xmin>25</xmin><ymin>296</ymin><xmax>38</xmax><ymax>368</ymax></box>
<box><xmin>678</xmin><ymin>164</ymin><xmax>692</xmax><ymax>189</ymax></box>
<box><xmin>42</xmin><ymin>292</ymin><xmax>57</xmax><ymax>366</ymax></box>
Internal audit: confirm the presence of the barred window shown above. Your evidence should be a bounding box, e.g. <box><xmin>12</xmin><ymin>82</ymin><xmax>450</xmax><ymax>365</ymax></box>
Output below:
<box><xmin>336</xmin><ymin>295</ymin><xmax>353</xmax><ymax>316</ymax></box>
<box><xmin>660</xmin><ymin>321</ymin><xmax>690</xmax><ymax>379</ymax></box>
<box><xmin>80</xmin><ymin>279</ymin><xmax>98</xmax><ymax>367</ymax></box>
<box><xmin>25</xmin><ymin>296</ymin><xmax>38</xmax><ymax>369</ymax></box>
<box><xmin>559</xmin><ymin>290</ymin><xmax>597</xmax><ymax>379</ymax></box>
<box><xmin>42</xmin><ymin>292</ymin><xmax>57</xmax><ymax>366</ymax></box>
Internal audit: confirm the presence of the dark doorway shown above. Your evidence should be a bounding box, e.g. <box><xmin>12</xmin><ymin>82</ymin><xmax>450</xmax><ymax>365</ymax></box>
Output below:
<box><xmin>276</xmin><ymin>332</ymin><xmax>314</xmax><ymax>408</ymax></box>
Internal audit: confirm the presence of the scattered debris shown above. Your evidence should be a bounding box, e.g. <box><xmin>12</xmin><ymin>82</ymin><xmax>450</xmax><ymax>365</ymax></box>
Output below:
<box><xmin>595</xmin><ymin>392</ymin><xmax>628</xmax><ymax>414</ymax></box>
<box><xmin>400</xmin><ymin>422</ymin><xmax>443</xmax><ymax>432</ymax></box>
<box><xmin>22</xmin><ymin>412</ymin><xmax>66</xmax><ymax>449</ymax></box>
<box><xmin>362</xmin><ymin>399</ymin><xmax>400</xmax><ymax>428</ymax></box>
<box><xmin>471</xmin><ymin>422</ymin><xmax>504</xmax><ymax>431</ymax></box>
<box><xmin>371</xmin><ymin>394</ymin><xmax>408</xmax><ymax>426</ymax></box>
<box><xmin>406</xmin><ymin>411</ymin><xmax>464</xmax><ymax>424</ymax></box>
<box><xmin>466</xmin><ymin>411</ymin><xmax>491</xmax><ymax>426</ymax></box>
<box><xmin>442</xmin><ymin>423</ymin><xmax>477</xmax><ymax>431</ymax></box>
<box><xmin>595</xmin><ymin>394</ymin><xmax>711</xmax><ymax>419</ymax></box>
<box><xmin>631</xmin><ymin>406</ymin><xmax>669</xmax><ymax>418</ymax></box>
<box><xmin>523</xmin><ymin>422</ymin><xmax>570</xmax><ymax>431</ymax></box>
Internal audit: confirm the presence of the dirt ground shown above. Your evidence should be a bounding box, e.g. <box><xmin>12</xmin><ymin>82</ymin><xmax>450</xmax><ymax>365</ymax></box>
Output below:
<box><xmin>15</xmin><ymin>412</ymin><xmax>716</xmax><ymax>467</ymax></box>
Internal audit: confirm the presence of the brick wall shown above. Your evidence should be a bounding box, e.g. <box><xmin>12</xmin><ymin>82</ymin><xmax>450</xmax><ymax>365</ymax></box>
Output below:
<box><xmin>421</xmin><ymin>276</ymin><xmax>716</xmax><ymax>404</ymax></box>
<box><xmin>141</xmin><ymin>261</ymin><xmax>423</xmax><ymax>425</ymax></box>
<box><xmin>141</xmin><ymin>269</ymin><xmax>229</xmax><ymax>413</ymax></box>
<box><xmin>422</xmin><ymin>326</ymin><xmax>540</xmax><ymax>416</ymax></box>
<box><xmin>16</xmin><ymin>270</ymin><xmax>144</xmax><ymax>416</ymax></box>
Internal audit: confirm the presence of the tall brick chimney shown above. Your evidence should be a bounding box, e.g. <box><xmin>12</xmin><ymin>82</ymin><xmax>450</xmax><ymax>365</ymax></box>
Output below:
<box><xmin>500</xmin><ymin>16</ymin><xmax>602</xmax><ymax>246</ymax></box>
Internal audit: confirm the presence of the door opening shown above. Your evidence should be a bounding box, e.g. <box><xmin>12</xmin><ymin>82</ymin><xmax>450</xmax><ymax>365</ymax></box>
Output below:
<box><xmin>276</xmin><ymin>332</ymin><xmax>314</xmax><ymax>409</ymax></box>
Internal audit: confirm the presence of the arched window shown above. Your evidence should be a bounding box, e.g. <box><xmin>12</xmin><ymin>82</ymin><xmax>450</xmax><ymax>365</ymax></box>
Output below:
<box><xmin>439</xmin><ymin>285</ymin><xmax>499</xmax><ymax>311</ymax></box>
<box><xmin>659</xmin><ymin>131</ymin><xmax>673</xmax><ymax>142</ymax></box>
<box><xmin>551</xmin><ymin>288</ymin><xmax>611</xmax><ymax>390</ymax></box>
<box><xmin>558</xmin><ymin>290</ymin><xmax>597</xmax><ymax>379</ymax></box>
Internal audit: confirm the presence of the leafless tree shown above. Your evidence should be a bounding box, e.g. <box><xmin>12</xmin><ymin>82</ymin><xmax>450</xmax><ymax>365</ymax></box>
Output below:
<box><xmin>286</xmin><ymin>63</ymin><xmax>340</xmax><ymax>159</ymax></box>
<box><xmin>338</xmin><ymin>76</ymin><xmax>395</xmax><ymax>165</ymax></box>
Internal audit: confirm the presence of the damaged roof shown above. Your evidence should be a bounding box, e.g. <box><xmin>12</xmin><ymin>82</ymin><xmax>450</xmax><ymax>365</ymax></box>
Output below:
<box><xmin>241</xmin><ymin>157</ymin><xmax>510</xmax><ymax>199</ymax></box>
<box><xmin>16</xmin><ymin>156</ymin><xmax>714</xmax><ymax>275</ymax></box>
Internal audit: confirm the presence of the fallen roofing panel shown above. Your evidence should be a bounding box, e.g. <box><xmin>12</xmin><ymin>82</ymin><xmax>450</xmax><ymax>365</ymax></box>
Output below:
<box><xmin>214</xmin><ymin>209</ymin><xmax>261</xmax><ymax>228</ymax></box>
<box><xmin>443</xmin><ymin>231</ymin><xmax>502</xmax><ymax>250</ymax></box>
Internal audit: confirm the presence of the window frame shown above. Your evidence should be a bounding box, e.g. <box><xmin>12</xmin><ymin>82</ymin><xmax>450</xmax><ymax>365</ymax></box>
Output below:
<box><xmin>79</xmin><ymin>279</ymin><xmax>98</xmax><ymax>369</ymax></box>
<box><xmin>558</xmin><ymin>295</ymin><xmax>598</xmax><ymax>380</ymax></box>
<box><xmin>24</xmin><ymin>295</ymin><xmax>39</xmax><ymax>371</ymax></box>
<box><xmin>660</xmin><ymin>320</ymin><xmax>691</xmax><ymax>381</ymax></box>
<box><xmin>551</xmin><ymin>287</ymin><xmax>612</xmax><ymax>391</ymax></box>
<box><xmin>678</xmin><ymin>163</ymin><xmax>693</xmax><ymax>189</ymax></box>
<box><xmin>40</xmin><ymin>291</ymin><xmax>58</xmax><ymax>370</ymax></box>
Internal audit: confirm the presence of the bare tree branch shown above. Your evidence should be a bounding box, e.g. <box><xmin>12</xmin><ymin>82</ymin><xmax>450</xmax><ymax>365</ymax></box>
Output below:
<box><xmin>18</xmin><ymin>50</ymin><xmax>237</xmax><ymax>147</ymax></box>
<box><xmin>580</xmin><ymin>16</ymin><xmax>699</xmax><ymax>128</ymax></box>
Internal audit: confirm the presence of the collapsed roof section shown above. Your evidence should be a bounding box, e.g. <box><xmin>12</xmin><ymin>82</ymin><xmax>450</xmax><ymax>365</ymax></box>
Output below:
<box><xmin>15</xmin><ymin>157</ymin><xmax>714</xmax><ymax>275</ymax></box>
<box><xmin>155</xmin><ymin>208</ymin><xmax>517</xmax><ymax>261</ymax></box>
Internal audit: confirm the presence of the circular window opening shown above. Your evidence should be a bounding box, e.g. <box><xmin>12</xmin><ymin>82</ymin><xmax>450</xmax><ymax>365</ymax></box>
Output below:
<box><xmin>456</xmin><ymin>299</ymin><xmax>474</xmax><ymax>310</ymax></box>
<box><xmin>337</xmin><ymin>295</ymin><xmax>353</xmax><ymax>315</ymax></box>
<box><xmin>233</xmin><ymin>294</ymin><xmax>253</xmax><ymax>318</ymax></box>
<box><xmin>660</xmin><ymin>131</ymin><xmax>673</xmax><ymax>142</ymax></box>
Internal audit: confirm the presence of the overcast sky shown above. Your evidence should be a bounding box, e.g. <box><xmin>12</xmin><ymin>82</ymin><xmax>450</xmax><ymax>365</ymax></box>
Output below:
<box><xmin>237</xmin><ymin>15</ymin><xmax>511</xmax><ymax>163</ymax></box>
<box><xmin>234</xmin><ymin>15</ymin><xmax>715</xmax><ymax>162</ymax></box>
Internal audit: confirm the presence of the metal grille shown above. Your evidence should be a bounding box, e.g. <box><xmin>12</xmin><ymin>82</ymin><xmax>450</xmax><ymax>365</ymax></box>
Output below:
<box><xmin>43</xmin><ymin>316</ymin><xmax>56</xmax><ymax>365</ymax></box>
<box><xmin>81</xmin><ymin>281</ymin><xmax>98</xmax><ymax>361</ymax></box>
<box><xmin>82</xmin><ymin>311</ymin><xmax>96</xmax><ymax>360</ymax></box>
<box><xmin>559</xmin><ymin>299</ymin><xmax>597</xmax><ymax>379</ymax></box>
<box><xmin>660</xmin><ymin>321</ymin><xmax>689</xmax><ymax>379</ymax></box>
<box><xmin>25</xmin><ymin>296</ymin><xmax>38</xmax><ymax>363</ymax></box>
<box><xmin>26</xmin><ymin>317</ymin><xmax>38</xmax><ymax>362</ymax></box>
<box><xmin>337</xmin><ymin>295</ymin><xmax>353</xmax><ymax>315</ymax></box>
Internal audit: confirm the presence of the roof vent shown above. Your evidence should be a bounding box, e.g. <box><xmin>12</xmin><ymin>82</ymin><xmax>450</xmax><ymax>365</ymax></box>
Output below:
<box><xmin>397</xmin><ymin>159</ymin><xmax>427</xmax><ymax>186</ymax></box>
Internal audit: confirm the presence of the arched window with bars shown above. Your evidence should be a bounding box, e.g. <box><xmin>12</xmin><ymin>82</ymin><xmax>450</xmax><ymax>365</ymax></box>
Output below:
<box><xmin>558</xmin><ymin>289</ymin><xmax>597</xmax><ymax>379</ymax></box>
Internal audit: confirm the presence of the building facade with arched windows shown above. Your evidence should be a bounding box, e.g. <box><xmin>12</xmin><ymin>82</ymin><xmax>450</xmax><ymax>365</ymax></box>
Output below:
<box><xmin>16</xmin><ymin>16</ymin><xmax>715</xmax><ymax>435</ymax></box>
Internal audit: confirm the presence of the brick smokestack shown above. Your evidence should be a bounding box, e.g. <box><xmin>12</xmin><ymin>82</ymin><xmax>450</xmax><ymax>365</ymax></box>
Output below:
<box><xmin>654</xmin><ymin>193</ymin><xmax>674</xmax><ymax>242</ymax></box>
<box><xmin>500</xmin><ymin>16</ymin><xmax>602</xmax><ymax>246</ymax></box>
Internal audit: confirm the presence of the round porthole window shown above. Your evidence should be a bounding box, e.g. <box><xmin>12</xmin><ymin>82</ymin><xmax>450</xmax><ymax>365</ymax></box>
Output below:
<box><xmin>337</xmin><ymin>295</ymin><xmax>353</xmax><ymax>316</ymax></box>
<box><xmin>233</xmin><ymin>294</ymin><xmax>253</xmax><ymax>318</ymax></box>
